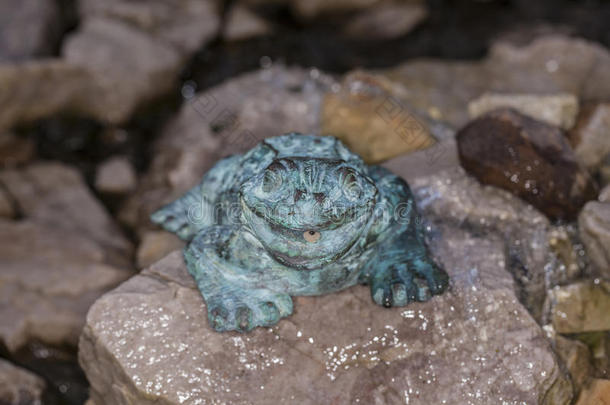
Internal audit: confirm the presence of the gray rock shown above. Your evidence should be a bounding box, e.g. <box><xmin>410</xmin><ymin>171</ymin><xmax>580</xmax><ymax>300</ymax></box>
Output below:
<box><xmin>0</xmin><ymin>162</ymin><xmax>134</xmax><ymax>352</ymax></box>
<box><xmin>569</xmin><ymin>103</ymin><xmax>610</xmax><ymax>172</ymax></box>
<box><xmin>382</xmin><ymin>35</ymin><xmax>610</xmax><ymax>129</ymax></box>
<box><xmin>95</xmin><ymin>156</ymin><xmax>137</xmax><ymax>195</ymax></box>
<box><xmin>120</xmin><ymin>66</ymin><xmax>336</xmax><ymax>235</ymax></box>
<box><xmin>544</xmin><ymin>281</ymin><xmax>610</xmax><ymax>334</ymax></box>
<box><xmin>0</xmin><ymin>162</ymin><xmax>133</xmax><ymax>267</ymax></box>
<box><xmin>0</xmin><ymin>358</ymin><xmax>46</xmax><ymax>405</ymax></box>
<box><xmin>343</xmin><ymin>2</ymin><xmax>428</xmax><ymax>40</ymax></box>
<box><xmin>468</xmin><ymin>93</ymin><xmax>579</xmax><ymax>130</ymax></box>
<box><xmin>600</xmin><ymin>184</ymin><xmax>610</xmax><ymax>203</ymax></box>
<box><xmin>0</xmin><ymin>219</ymin><xmax>130</xmax><ymax>353</ymax></box>
<box><xmin>223</xmin><ymin>4</ymin><xmax>272</xmax><ymax>41</ymax></box>
<box><xmin>411</xmin><ymin>168</ymin><xmax>572</xmax><ymax>320</ymax></box>
<box><xmin>81</xmin><ymin>225</ymin><xmax>572</xmax><ymax>404</ymax></box>
<box><xmin>0</xmin><ymin>0</ymin><xmax>60</xmax><ymax>61</ymax></box>
<box><xmin>579</xmin><ymin>200</ymin><xmax>610</xmax><ymax>277</ymax></box>
<box><xmin>0</xmin><ymin>0</ymin><xmax>220</xmax><ymax>131</ymax></box>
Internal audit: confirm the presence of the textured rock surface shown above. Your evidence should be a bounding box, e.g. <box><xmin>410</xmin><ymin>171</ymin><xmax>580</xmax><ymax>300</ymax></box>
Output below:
<box><xmin>544</xmin><ymin>328</ymin><xmax>594</xmax><ymax>395</ymax></box>
<box><xmin>569</xmin><ymin>103</ymin><xmax>610</xmax><ymax>172</ymax></box>
<box><xmin>0</xmin><ymin>162</ymin><xmax>133</xmax><ymax>352</ymax></box>
<box><xmin>579</xmin><ymin>200</ymin><xmax>610</xmax><ymax>277</ymax></box>
<box><xmin>0</xmin><ymin>162</ymin><xmax>132</xmax><ymax>266</ymax></box>
<box><xmin>383</xmin><ymin>35</ymin><xmax>610</xmax><ymax>129</ymax></box>
<box><xmin>0</xmin><ymin>0</ymin><xmax>60</xmax><ymax>61</ymax></box>
<box><xmin>457</xmin><ymin>108</ymin><xmax>598</xmax><ymax>220</ymax></box>
<box><xmin>321</xmin><ymin>71</ymin><xmax>436</xmax><ymax>164</ymax></box>
<box><xmin>468</xmin><ymin>93</ymin><xmax>578</xmax><ymax>130</ymax></box>
<box><xmin>574</xmin><ymin>378</ymin><xmax>610</xmax><ymax>405</ymax></box>
<box><xmin>0</xmin><ymin>0</ymin><xmax>219</xmax><ymax>130</ymax></box>
<box><xmin>0</xmin><ymin>132</ymin><xmax>35</xmax><ymax>167</ymax></box>
<box><xmin>95</xmin><ymin>156</ymin><xmax>137</xmax><ymax>195</ymax></box>
<box><xmin>0</xmin><ymin>359</ymin><xmax>46</xmax><ymax>405</ymax></box>
<box><xmin>81</xmin><ymin>168</ymin><xmax>575</xmax><ymax>404</ymax></box>
<box><xmin>544</xmin><ymin>282</ymin><xmax>610</xmax><ymax>334</ymax></box>
<box><xmin>120</xmin><ymin>66</ymin><xmax>335</xmax><ymax>235</ymax></box>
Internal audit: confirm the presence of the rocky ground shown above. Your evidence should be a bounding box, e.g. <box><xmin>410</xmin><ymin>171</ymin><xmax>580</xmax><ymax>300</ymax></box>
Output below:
<box><xmin>1</xmin><ymin>0</ymin><xmax>610</xmax><ymax>404</ymax></box>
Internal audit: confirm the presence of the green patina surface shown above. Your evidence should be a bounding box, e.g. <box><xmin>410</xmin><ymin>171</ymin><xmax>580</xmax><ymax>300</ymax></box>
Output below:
<box><xmin>152</xmin><ymin>133</ymin><xmax>448</xmax><ymax>332</ymax></box>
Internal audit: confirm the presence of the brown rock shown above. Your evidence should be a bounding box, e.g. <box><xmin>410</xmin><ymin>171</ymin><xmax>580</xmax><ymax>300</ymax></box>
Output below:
<box><xmin>575</xmin><ymin>379</ymin><xmax>610</xmax><ymax>405</ymax></box>
<box><xmin>95</xmin><ymin>156</ymin><xmax>137</xmax><ymax>195</ymax></box>
<box><xmin>136</xmin><ymin>231</ymin><xmax>184</xmax><ymax>269</ymax></box>
<box><xmin>322</xmin><ymin>71</ymin><xmax>436</xmax><ymax>164</ymax></box>
<box><xmin>0</xmin><ymin>359</ymin><xmax>46</xmax><ymax>405</ymax></box>
<box><xmin>457</xmin><ymin>108</ymin><xmax>598</xmax><ymax>220</ymax></box>
<box><xmin>544</xmin><ymin>282</ymin><xmax>610</xmax><ymax>334</ymax></box>
<box><xmin>579</xmin><ymin>200</ymin><xmax>610</xmax><ymax>277</ymax></box>
<box><xmin>569</xmin><ymin>103</ymin><xmax>610</xmax><ymax>172</ymax></box>
<box><xmin>0</xmin><ymin>186</ymin><xmax>14</xmax><ymax>218</ymax></box>
<box><xmin>0</xmin><ymin>162</ymin><xmax>133</xmax><ymax>266</ymax></box>
<box><xmin>80</xmin><ymin>226</ymin><xmax>572</xmax><ymax>404</ymax></box>
<box><xmin>546</xmin><ymin>329</ymin><xmax>594</xmax><ymax>395</ymax></box>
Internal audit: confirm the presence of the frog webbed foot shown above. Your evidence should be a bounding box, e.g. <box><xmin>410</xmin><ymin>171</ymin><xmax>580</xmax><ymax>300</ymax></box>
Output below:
<box><xmin>205</xmin><ymin>288</ymin><xmax>293</xmax><ymax>332</ymax></box>
<box><xmin>369</xmin><ymin>256</ymin><xmax>448</xmax><ymax>308</ymax></box>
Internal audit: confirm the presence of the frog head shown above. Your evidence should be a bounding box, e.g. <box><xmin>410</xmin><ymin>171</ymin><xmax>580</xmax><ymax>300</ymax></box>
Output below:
<box><xmin>240</xmin><ymin>157</ymin><xmax>377</xmax><ymax>269</ymax></box>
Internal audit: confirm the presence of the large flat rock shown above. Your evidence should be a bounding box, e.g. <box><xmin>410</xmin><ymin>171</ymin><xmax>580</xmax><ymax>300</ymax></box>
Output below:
<box><xmin>80</xmin><ymin>227</ymin><xmax>571</xmax><ymax>404</ymax></box>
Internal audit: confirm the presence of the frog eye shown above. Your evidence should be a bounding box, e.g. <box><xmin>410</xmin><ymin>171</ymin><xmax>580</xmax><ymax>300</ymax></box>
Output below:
<box><xmin>262</xmin><ymin>169</ymin><xmax>282</xmax><ymax>193</ymax></box>
<box><xmin>303</xmin><ymin>230</ymin><xmax>321</xmax><ymax>243</ymax></box>
<box><xmin>339</xmin><ymin>168</ymin><xmax>362</xmax><ymax>201</ymax></box>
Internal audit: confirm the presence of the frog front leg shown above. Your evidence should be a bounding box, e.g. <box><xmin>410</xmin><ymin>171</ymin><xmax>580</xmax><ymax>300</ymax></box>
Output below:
<box><xmin>184</xmin><ymin>225</ymin><xmax>293</xmax><ymax>332</ymax></box>
<box><xmin>365</xmin><ymin>231</ymin><xmax>448</xmax><ymax>307</ymax></box>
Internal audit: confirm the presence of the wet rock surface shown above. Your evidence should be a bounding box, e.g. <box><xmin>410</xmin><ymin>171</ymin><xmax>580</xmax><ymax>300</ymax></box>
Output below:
<box><xmin>544</xmin><ymin>282</ymin><xmax>610</xmax><ymax>334</ymax></box>
<box><xmin>0</xmin><ymin>358</ymin><xmax>46</xmax><ymax>405</ymax></box>
<box><xmin>81</xmin><ymin>230</ymin><xmax>571</xmax><ymax>405</ymax></box>
<box><xmin>457</xmin><ymin>108</ymin><xmax>598</xmax><ymax>220</ymax></box>
<box><xmin>579</xmin><ymin>199</ymin><xmax>610</xmax><ymax>277</ymax></box>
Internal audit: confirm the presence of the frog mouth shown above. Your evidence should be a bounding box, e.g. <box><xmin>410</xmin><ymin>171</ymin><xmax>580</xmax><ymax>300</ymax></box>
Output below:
<box><xmin>240</xmin><ymin>198</ymin><xmax>371</xmax><ymax>269</ymax></box>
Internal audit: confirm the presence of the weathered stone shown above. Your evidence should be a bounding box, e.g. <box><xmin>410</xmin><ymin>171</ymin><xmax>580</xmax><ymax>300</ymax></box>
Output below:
<box><xmin>383</xmin><ymin>35</ymin><xmax>610</xmax><ymax>129</ymax></box>
<box><xmin>0</xmin><ymin>219</ymin><xmax>130</xmax><ymax>352</ymax></box>
<box><xmin>120</xmin><ymin>66</ymin><xmax>335</xmax><ymax>235</ymax></box>
<box><xmin>136</xmin><ymin>231</ymin><xmax>184</xmax><ymax>269</ymax></box>
<box><xmin>579</xmin><ymin>200</ymin><xmax>610</xmax><ymax>277</ymax></box>
<box><xmin>0</xmin><ymin>132</ymin><xmax>35</xmax><ymax>168</ymax></box>
<box><xmin>0</xmin><ymin>0</ymin><xmax>60</xmax><ymax>61</ymax></box>
<box><xmin>457</xmin><ymin>108</ymin><xmax>598</xmax><ymax>220</ymax></box>
<box><xmin>574</xmin><ymin>379</ymin><xmax>610</xmax><ymax>405</ymax></box>
<box><xmin>0</xmin><ymin>162</ymin><xmax>133</xmax><ymax>267</ymax></box>
<box><xmin>544</xmin><ymin>327</ymin><xmax>594</xmax><ymax>395</ymax></box>
<box><xmin>411</xmin><ymin>168</ymin><xmax>570</xmax><ymax>320</ymax></box>
<box><xmin>95</xmin><ymin>156</ymin><xmax>137</xmax><ymax>195</ymax></box>
<box><xmin>0</xmin><ymin>0</ymin><xmax>220</xmax><ymax>131</ymax></box>
<box><xmin>223</xmin><ymin>4</ymin><xmax>272</xmax><ymax>41</ymax></box>
<box><xmin>321</xmin><ymin>71</ymin><xmax>436</xmax><ymax>164</ymax></box>
<box><xmin>544</xmin><ymin>282</ymin><xmax>610</xmax><ymax>334</ymax></box>
<box><xmin>80</xmin><ymin>225</ymin><xmax>572</xmax><ymax>404</ymax></box>
<box><xmin>0</xmin><ymin>359</ymin><xmax>46</xmax><ymax>405</ymax></box>
<box><xmin>343</xmin><ymin>2</ymin><xmax>428</xmax><ymax>39</ymax></box>
<box><xmin>575</xmin><ymin>332</ymin><xmax>610</xmax><ymax>379</ymax></box>
<box><xmin>468</xmin><ymin>93</ymin><xmax>579</xmax><ymax>129</ymax></box>
<box><xmin>569</xmin><ymin>103</ymin><xmax>610</xmax><ymax>172</ymax></box>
